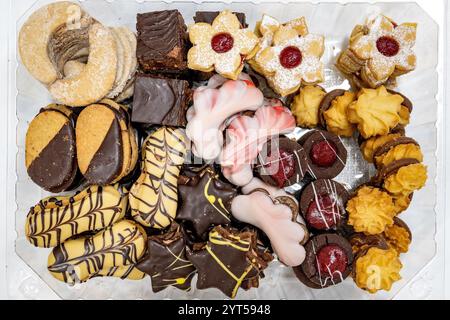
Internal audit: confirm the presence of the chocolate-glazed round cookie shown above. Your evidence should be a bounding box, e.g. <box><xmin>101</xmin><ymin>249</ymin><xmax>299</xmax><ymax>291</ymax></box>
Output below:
<box><xmin>293</xmin><ymin>233</ymin><xmax>353</xmax><ymax>289</ymax></box>
<box><xmin>299</xmin><ymin>179</ymin><xmax>350</xmax><ymax>232</ymax></box>
<box><xmin>301</xmin><ymin>130</ymin><xmax>347</xmax><ymax>180</ymax></box>
<box><xmin>318</xmin><ymin>89</ymin><xmax>347</xmax><ymax>128</ymax></box>
<box><xmin>25</xmin><ymin>105</ymin><xmax>78</xmax><ymax>193</ymax></box>
<box><xmin>256</xmin><ymin>137</ymin><xmax>308</xmax><ymax>188</ymax></box>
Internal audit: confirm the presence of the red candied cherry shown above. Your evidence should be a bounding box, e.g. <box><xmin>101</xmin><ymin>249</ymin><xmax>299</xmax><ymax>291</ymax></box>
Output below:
<box><xmin>279</xmin><ymin>46</ymin><xmax>303</xmax><ymax>69</ymax></box>
<box><xmin>211</xmin><ymin>33</ymin><xmax>234</xmax><ymax>53</ymax></box>
<box><xmin>263</xmin><ymin>148</ymin><xmax>295</xmax><ymax>188</ymax></box>
<box><xmin>317</xmin><ymin>244</ymin><xmax>348</xmax><ymax>275</ymax></box>
<box><xmin>310</xmin><ymin>140</ymin><xmax>337</xmax><ymax>167</ymax></box>
<box><xmin>306</xmin><ymin>194</ymin><xmax>341</xmax><ymax>230</ymax></box>
<box><xmin>376</xmin><ymin>36</ymin><xmax>400</xmax><ymax>57</ymax></box>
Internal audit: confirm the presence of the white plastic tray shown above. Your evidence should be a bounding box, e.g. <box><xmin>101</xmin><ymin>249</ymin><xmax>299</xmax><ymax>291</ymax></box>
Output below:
<box><xmin>2</xmin><ymin>0</ymin><xmax>448</xmax><ymax>300</ymax></box>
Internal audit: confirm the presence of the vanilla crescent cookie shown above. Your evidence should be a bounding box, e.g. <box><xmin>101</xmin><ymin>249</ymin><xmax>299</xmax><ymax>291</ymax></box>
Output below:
<box><xmin>50</xmin><ymin>23</ymin><xmax>118</xmax><ymax>107</ymax></box>
<box><xmin>19</xmin><ymin>2</ymin><xmax>88</xmax><ymax>85</ymax></box>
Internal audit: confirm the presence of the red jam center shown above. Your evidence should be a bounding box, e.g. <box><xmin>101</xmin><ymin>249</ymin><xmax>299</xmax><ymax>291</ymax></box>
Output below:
<box><xmin>317</xmin><ymin>244</ymin><xmax>348</xmax><ymax>275</ymax></box>
<box><xmin>376</xmin><ymin>36</ymin><xmax>400</xmax><ymax>57</ymax></box>
<box><xmin>306</xmin><ymin>194</ymin><xmax>341</xmax><ymax>230</ymax></box>
<box><xmin>263</xmin><ymin>148</ymin><xmax>296</xmax><ymax>188</ymax></box>
<box><xmin>310</xmin><ymin>140</ymin><xmax>337</xmax><ymax>167</ymax></box>
<box><xmin>279</xmin><ymin>46</ymin><xmax>303</xmax><ymax>69</ymax></box>
<box><xmin>211</xmin><ymin>33</ymin><xmax>234</xmax><ymax>53</ymax></box>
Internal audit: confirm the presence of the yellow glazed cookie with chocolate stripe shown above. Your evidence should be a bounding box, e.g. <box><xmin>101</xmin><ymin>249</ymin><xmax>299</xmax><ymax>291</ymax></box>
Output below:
<box><xmin>25</xmin><ymin>185</ymin><xmax>128</xmax><ymax>248</ymax></box>
<box><xmin>129</xmin><ymin>127</ymin><xmax>187</xmax><ymax>229</ymax></box>
<box><xmin>94</xmin><ymin>265</ymin><xmax>146</xmax><ymax>281</ymax></box>
<box><xmin>25</xmin><ymin>104</ymin><xmax>78</xmax><ymax>193</ymax></box>
<box><xmin>18</xmin><ymin>2</ymin><xmax>88</xmax><ymax>85</ymax></box>
<box><xmin>48</xmin><ymin>220</ymin><xmax>147</xmax><ymax>284</ymax></box>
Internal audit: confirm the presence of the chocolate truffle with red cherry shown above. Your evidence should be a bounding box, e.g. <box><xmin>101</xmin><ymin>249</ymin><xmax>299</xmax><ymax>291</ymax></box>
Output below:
<box><xmin>293</xmin><ymin>233</ymin><xmax>353</xmax><ymax>289</ymax></box>
<box><xmin>300</xmin><ymin>179</ymin><xmax>350</xmax><ymax>232</ymax></box>
<box><xmin>256</xmin><ymin>137</ymin><xmax>309</xmax><ymax>188</ymax></box>
<box><xmin>300</xmin><ymin>130</ymin><xmax>347</xmax><ymax>179</ymax></box>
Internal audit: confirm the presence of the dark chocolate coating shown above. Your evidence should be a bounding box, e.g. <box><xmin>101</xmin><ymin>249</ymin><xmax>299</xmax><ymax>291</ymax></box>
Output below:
<box><xmin>84</xmin><ymin>117</ymin><xmax>123</xmax><ymax>185</ymax></box>
<box><xmin>27</xmin><ymin>110</ymin><xmax>78</xmax><ymax>193</ymax></box>
<box><xmin>176</xmin><ymin>169</ymin><xmax>237</xmax><ymax>239</ymax></box>
<box><xmin>136</xmin><ymin>10</ymin><xmax>187</xmax><ymax>73</ymax></box>
<box><xmin>318</xmin><ymin>89</ymin><xmax>347</xmax><ymax>128</ymax></box>
<box><xmin>349</xmin><ymin>233</ymin><xmax>389</xmax><ymax>254</ymax></box>
<box><xmin>194</xmin><ymin>11</ymin><xmax>247</xmax><ymax>27</ymax></box>
<box><xmin>131</xmin><ymin>74</ymin><xmax>190</xmax><ymax>127</ymax></box>
<box><xmin>293</xmin><ymin>233</ymin><xmax>353</xmax><ymax>289</ymax></box>
<box><xmin>256</xmin><ymin>137</ymin><xmax>309</xmax><ymax>188</ymax></box>
<box><xmin>301</xmin><ymin>130</ymin><xmax>348</xmax><ymax>180</ymax></box>
<box><xmin>299</xmin><ymin>179</ymin><xmax>350</xmax><ymax>232</ymax></box>
<box><xmin>136</xmin><ymin>223</ymin><xmax>196</xmax><ymax>293</ymax></box>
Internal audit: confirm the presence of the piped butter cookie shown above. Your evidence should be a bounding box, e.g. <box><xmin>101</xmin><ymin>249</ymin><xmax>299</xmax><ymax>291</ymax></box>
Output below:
<box><xmin>129</xmin><ymin>127</ymin><xmax>187</xmax><ymax>229</ymax></box>
<box><xmin>25</xmin><ymin>185</ymin><xmax>128</xmax><ymax>248</ymax></box>
<box><xmin>372</xmin><ymin>136</ymin><xmax>422</xmax><ymax>168</ymax></box>
<box><xmin>319</xmin><ymin>89</ymin><xmax>357</xmax><ymax>137</ymax></box>
<box><xmin>48</xmin><ymin>219</ymin><xmax>147</xmax><ymax>284</ymax></box>
<box><xmin>290</xmin><ymin>85</ymin><xmax>326</xmax><ymax>128</ymax></box>
<box><xmin>25</xmin><ymin>104</ymin><xmax>78</xmax><ymax>193</ymax></box>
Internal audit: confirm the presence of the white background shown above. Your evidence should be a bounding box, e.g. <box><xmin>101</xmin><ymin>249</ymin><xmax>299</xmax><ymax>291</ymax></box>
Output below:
<box><xmin>0</xmin><ymin>0</ymin><xmax>448</xmax><ymax>300</ymax></box>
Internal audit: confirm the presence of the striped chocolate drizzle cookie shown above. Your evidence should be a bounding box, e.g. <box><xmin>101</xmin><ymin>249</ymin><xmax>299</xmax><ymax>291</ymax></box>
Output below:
<box><xmin>26</xmin><ymin>185</ymin><xmax>128</xmax><ymax>248</ymax></box>
<box><xmin>48</xmin><ymin>220</ymin><xmax>147</xmax><ymax>284</ymax></box>
<box><xmin>129</xmin><ymin>127</ymin><xmax>187</xmax><ymax>229</ymax></box>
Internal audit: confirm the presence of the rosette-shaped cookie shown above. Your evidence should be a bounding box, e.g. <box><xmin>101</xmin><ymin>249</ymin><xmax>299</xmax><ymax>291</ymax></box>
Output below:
<box><xmin>290</xmin><ymin>85</ymin><xmax>326</xmax><ymax>128</ymax></box>
<box><xmin>360</xmin><ymin>133</ymin><xmax>403</xmax><ymax>163</ymax></box>
<box><xmin>253</xmin><ymin>18</ymin><xmax>324</xmax><ymax>97</ymax></box>
<box><xmin>392</xmin><ymin>193</ymin><xmax>412</xmax><ymax>215</ymax></box>
<box><xmin>383</xmin><ymin>162</ymin><xmax>427</xmax><ymax>196</ymax></box>
<box><xmin>347</xmin><ymin>186</ymin><xmax>396</xmax><ymax>235</ymax></box>
<box><xmin>337</xmin><ymin>15</ymin><xmax>417</xmax><ymax>88</ymax></box>
<box><xmin>353</xmin><ymin>247</ymin><xmax>402</xmax><ymax>293</ymax></box>
<box><xmin>322</xmin><ymin>91</ymin><xmax>357</xmax><ymax>137</ymax></box>
<box><xmin>187</xmin><ymin>10</ymin><xmax>259</xmax><ymax>80</ymax></box>
<box><xmin>373</xmin><ymin>137</ymin><xmax>423</xmax><ymax>168</ymax></box>
<box><xmin>383</xmin><ymin>217</ymin><xmax>411</xmax><ymax>254</ymax></box>
<box><xmin>347</xmin><ymin>86</ymin><xmax>403</xmax><ymax>139</ymax></box>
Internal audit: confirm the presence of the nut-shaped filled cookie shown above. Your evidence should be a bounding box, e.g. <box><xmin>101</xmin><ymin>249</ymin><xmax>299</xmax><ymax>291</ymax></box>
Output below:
<box><xmin>26</xmin><ymin>185</ymin><xmax>128</xmax><ymax>248</ymax></box>
<box><xmin>50</xmin><ymin>23</ymin><xmax>118</xmax><ymax>107</ymax></box>
<box><xmin>130</xmin><ymin>127</ymin><xmax>187</xmax><ymax>229</ymax></box>
<box><xmin>25</xmin><ymin>104</ymin><xmax>78</xmax><ymax>193</ymax></box>
<box><xmin>48</xmin><ymin>220</ymin><xmax>147</xmax><ymax>284</ymax></box>
<box><xmin>19</xmin><ymin>2</ymin><xmax>88</xmax><ymax>85</ymax></box>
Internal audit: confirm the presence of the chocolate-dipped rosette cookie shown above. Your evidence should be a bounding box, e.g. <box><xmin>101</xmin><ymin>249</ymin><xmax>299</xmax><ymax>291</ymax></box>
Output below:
<box><xmin>372</xmin><ymin>136</ymin><xmax>422</xmax><ymax>169</ymax></box>
<box><xmin>300</xmin><ymin>179</ymin><xmax>350</xmax><ymax>232</ymax></box>
<box><xmin>319</xmin><ymin>89</ymin><xmax>356</xmax><ymax>137</ymax></box>
<box><xmin>25</xmin><ymin>104</ymin><xmax>78</xmax><ymax>193</ymax></box>
<box><xmin>300</xmin><ymin>130</ymin><xmax>347</xmax><ymax>179</ymax></box>
<box><xmin>293</xmin><ymin>233</ymin><xmax>353</xmax><ymax>289</ymax></box>
<box><xmin>256</xmin><ymin>137</ymin><xmax>308</xmax><ymax>188</ymax></box>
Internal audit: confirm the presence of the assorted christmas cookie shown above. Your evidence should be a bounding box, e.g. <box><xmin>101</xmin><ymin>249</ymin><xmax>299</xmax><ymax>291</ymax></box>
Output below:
<box><xmin>293</xmin><ymin>233</ymin><xmax>353</xmax><ymax>289</ymax></box>
<box><xmin>19</xmin><ymin>3</ymin><xmax>429</xmax><ymax>298</ymax></box>
<box><xmin>300</xmin><ymin>130</ymin><xmax>347</xmax><ymax>179</ymax></box>
<box><xmin>136</xmin><ymin>223</ymin><xmax>196</xmax><ymax>293</ymax></box>
<box><xmin>187</xmin><ymin>10</ymin><xmax>259</xmax><ymax>80</ymax></box>
<box><xmin>177</xmin><ymin>168</ymin><xmax>238</xmax><ymax>239</ymax></box>
<box><xmin>300</xmin><ymin>179</ymin><xmax>350</xmax><ymax>232</ymax></box>
<box><xmin>290</xmin><ymin>85</ymin><xmax>327</xmax><ymax>128</ymax></box>
<box><xmin>256</xmin><ymin>137</ymin><xmax>309</xmax><ymax>188</ymax></box>
<box><xmin>25</xmin><ymin>104</ymin><xmax>78</xmax><ymax>193</ymax></box>
<box><xmin>187</xmin><ymin>226</ymin><xmax>272</xmax><ymax>298</ymax></box>
<box><xmin>251</xmin><ymin>15</ymin><xmax>325</xmax><ymax>97</ymax></box>
<box><xmin>336</xmin><ymin>15</ymin><xmax>417</xmax><ymax>88</ymax></box>
<box><xmin>48</xmin><ymin>220</ymin><xmax>147</xmax><ymax>284</ymax></box>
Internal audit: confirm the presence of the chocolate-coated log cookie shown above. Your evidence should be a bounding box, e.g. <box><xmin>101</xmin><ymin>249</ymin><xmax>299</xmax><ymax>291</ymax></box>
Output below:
<box><xmin>26</xmin><ymin>185</ymin><xmax>128</xmax><ymax>248</ymax></box>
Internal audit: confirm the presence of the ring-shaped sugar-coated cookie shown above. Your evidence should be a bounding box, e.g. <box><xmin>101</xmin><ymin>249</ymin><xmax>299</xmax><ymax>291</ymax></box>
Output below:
<box><xmin>19</xmin><ymin>2</ymin><xmax>88</xmax><ymax>85</ymax></box>
<box><xmin>50</xmin><ymin>23</ymin><xmax>118</xmax><ymax>107</ymax></box>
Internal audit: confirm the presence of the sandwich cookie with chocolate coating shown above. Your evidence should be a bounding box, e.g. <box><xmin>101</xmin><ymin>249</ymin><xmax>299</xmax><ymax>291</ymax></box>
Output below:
<box><xmin>290</xmin><ymin>85</ymin><xmax>327</xmax><ymax>128</ymax></box>
<box><xmin>177</xmin><ymin>168</ymin><xmax>237</xmax><ymax>239</ymax></box>
<box><xmin>25</xmin><ymin>104</ymin><xmax>78</xmax><ymax>193</ymax></box>
<box><xmin>26</xmin><ymin>185</ymin><xmax>128</xmax><ymax>248</ymax></box>
<box><xmin>129</xmin><ymin>127</ymin><xmax>187</xmax><ymax>229</ymax></box>
<box><xmin>48</xmin><ymin>220</ymin><xmax>147</xmax><ymax>284</ymax></box>
<box><xmin>299</xmin><ymin>179</ymin><xmax>350</xmax><ymax>232</ymax></box>
<box><xmin>300</xmin><ymin>130</ymin><xmax>347</xmax><ymax>180</ymax></box>
<box><xmin>293</xmin><ymin>233</ymin><xmax>353</xmax><ymax>289</ymax></box>
<box><xmin>319</xmin><ymin>89</ymin><xmax>357</xmax><ymax>137</ymax></box>
<box><xmin>136</xmin><ymin>223</ymin><xmax>197</xmax><ymax>293</ymax></box>
<box><xmin>372</xmin><ymin>136</ymin><xmax>422</xmax><ymax>169</ymax></box>
<box><xmin>187</xmin><ymin>226</ymin><xmax>272</xmax><ymax>298</ymax></box>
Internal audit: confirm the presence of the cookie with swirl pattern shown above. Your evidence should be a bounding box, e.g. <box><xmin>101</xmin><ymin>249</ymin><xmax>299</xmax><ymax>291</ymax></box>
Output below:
<box><xmin>48</xmin><ymin>220</ymin><xmax>147</xmax><ymax>284</ymax></box>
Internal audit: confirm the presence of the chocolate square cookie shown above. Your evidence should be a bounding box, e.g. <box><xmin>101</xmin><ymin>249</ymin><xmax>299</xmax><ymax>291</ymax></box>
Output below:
<box><xmin>131</xmin><ymin>74</ymin><xmax>190</xmax><ymax>127</ymax></box>
<box><xmin>137</xmin><ymin>10</ymin><xmax>187</xmax><ymax>74</ymax></box>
